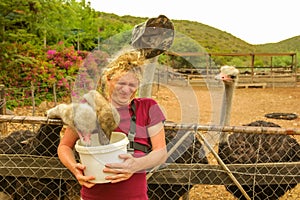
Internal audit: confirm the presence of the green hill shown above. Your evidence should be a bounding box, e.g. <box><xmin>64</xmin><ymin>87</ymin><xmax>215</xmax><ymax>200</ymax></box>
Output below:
<box><xmin>101</xmin><ymin>12</ymin><xmax>299</xmax><ymax>67</ymax></box>
<box><xmin>101</xmin><ymin>12</ymin><xmax>299</xmax><ymax>53</ymax></box>
<box><xmin>256</xmin><ymin>36</ymin><xmax>300</xmax><ymax>53</ymax></box>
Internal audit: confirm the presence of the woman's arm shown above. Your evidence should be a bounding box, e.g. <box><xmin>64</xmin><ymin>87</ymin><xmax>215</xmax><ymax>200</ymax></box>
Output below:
<box><xmin>57</xmin><ymin>127</ymin><xmax>96</xmax><ymax>188</ymax></box>
<box><xmin>138</xmin><ymin>121</ymin><xmax>168</xmax><ymax>168</ymax></box>
<box><xmin>104</xmin><ymin>121</ymin><xmax>167</xmax><ymax>183</ymax></box>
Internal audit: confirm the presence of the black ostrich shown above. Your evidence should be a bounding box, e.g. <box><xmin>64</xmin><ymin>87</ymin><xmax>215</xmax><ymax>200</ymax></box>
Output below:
<box><xmin>147</xmin><ymin>128</ymin><xmax>208</xmax><ymax>200</ymax></box>
<box><xmin>219</xmin><ymin>120</ymin><xmax>300</xmax><ymax>200</ymax></box>
<box><xmin>0</xmin><ymin>123</ymin><xmax>73</xmax><ymax>200</ymax></box>
<box><xmin>216</xmin><ymin>65</ymin><xmax>300</xmax><ymax>200</ymax></box>
<box><xmin>0</xmin><ymin>124</ymin><xmax>62</xmax><ymax>156</ymax></box>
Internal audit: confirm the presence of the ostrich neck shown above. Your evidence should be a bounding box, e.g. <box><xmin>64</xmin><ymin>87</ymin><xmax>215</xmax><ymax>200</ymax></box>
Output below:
<box><xmin>220</xmin><ymin>83</ymin><xmax>234</xmax><ymax>125</ymax></box>
<box><xmin>219</xmin><ymin>83</ymin><xmax>235</xmax><ymax>143</ymax></box>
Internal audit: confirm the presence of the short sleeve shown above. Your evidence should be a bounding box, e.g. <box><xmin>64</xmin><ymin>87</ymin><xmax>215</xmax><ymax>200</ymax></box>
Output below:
<box><xmin>148</xmin><ymin>103</ymin><xmax>165</xmax><ymax>127</ymax></box>
<box><xmin>133</xmin><ymin>98</ymin><xmax>166</xmax><ymax>127</ymax></box>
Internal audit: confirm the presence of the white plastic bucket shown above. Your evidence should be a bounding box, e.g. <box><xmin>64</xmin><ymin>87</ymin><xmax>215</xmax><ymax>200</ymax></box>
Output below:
<box><xmin>75</xmin><ymin>132</ymin><xmax>129</xmax><ymax>183</ymax></box>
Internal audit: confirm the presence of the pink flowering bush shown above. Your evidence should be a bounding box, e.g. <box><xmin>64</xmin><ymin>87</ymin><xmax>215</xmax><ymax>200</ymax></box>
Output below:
<box><xmin>71</xmin><ymin>50</ymin><xmax>110</xmax><ymax>99</ymax></box>
<box><xmin>0</xmin><ymin>41</ymin><xmax>90</xmax><ymax>108</ymax></box>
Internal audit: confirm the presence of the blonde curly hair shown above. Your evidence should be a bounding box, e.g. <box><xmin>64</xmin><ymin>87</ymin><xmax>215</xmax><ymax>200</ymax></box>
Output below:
<box><xmin>98</xmin><ymin>51</ymin><xmax>146</xmax><ymax>100</ymax></box>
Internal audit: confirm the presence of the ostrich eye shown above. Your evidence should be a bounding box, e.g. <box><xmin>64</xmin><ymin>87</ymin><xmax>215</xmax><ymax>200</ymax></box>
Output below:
<box><xmin>230</xmin><ymin>75</ymin><xmax>236</xmax><ymax>79</ymax></box>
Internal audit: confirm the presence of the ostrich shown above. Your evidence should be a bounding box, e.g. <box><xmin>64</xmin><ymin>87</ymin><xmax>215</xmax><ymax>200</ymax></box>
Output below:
<box><xmin>0</xmin><ymin>124</ymin><xmax>70</xmax><ymax>200</ymax></box>
<box><xmin>221</xmin><ymin>120</ymin><xmax>300</xmax><ymax>200</ymax></box>
<box><xmin>47</xmin><ymin>90</ymin><xmax>120</xmax><ymax>146</ymax></box>
<box><xmin>216</xmin><ymin>66</ymin><xmax>300</xmax><ymax>200</ymax></box>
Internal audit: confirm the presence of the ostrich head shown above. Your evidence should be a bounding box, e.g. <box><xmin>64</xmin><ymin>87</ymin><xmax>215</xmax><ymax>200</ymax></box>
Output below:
<box><xmin>215</xmin><ymin>65</ymin><xmax>239</xmax><ymax>84</ymax></box>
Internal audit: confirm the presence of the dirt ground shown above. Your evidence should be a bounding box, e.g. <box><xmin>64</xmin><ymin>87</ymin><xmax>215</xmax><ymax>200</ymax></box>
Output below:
<box><xmin>8</xmin><ymin>85</ymin><xmax>300</xmax><ymax>200</ymax></box>
<box><xmin>152</xmin><ymin>85</ymin><xmax>300</xmax><ymax>129</ymax></box>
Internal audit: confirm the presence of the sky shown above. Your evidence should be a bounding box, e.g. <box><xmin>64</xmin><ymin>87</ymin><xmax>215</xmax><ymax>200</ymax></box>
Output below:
<box><xmin>88</xmin><ymin>0</ymin><xmax>300</xmax><ymax>45</ymax></box>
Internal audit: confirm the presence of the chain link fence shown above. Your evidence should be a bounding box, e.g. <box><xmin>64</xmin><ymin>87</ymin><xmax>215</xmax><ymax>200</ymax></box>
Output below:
<box><xmin>0</xmin><ymin>116</ymin><xmax>300</xmax><ymax>200</ymax></box>
<box><xmin>0</xmin><ymin>117</ymin><xmax>79</xmax><ymax>200</ymax></box>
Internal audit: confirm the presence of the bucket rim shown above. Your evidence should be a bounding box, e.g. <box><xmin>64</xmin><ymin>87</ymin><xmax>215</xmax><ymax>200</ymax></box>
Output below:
<box><xmin>75</xmin><ymin>132</ymin><xmax>129</xmax><ymax>153</ymax></box>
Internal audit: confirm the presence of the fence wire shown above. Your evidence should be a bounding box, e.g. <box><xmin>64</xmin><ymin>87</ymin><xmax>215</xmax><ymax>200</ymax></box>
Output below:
<box><xmin>0</xmin><ymin>116</ymin><xmax>300</xmax><ymax>200</ymax></box>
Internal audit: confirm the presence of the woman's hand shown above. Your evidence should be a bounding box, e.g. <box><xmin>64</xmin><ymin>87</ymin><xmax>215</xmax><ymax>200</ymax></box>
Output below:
<box><xmin>73</xmin><ymin>163</ymin><xmax>96</xmax><ymax>188</ymax></box>
<box><xmin>103</xmin><ymin>154</ymin><xmax>137</xmax><ymax>183</ymax></box>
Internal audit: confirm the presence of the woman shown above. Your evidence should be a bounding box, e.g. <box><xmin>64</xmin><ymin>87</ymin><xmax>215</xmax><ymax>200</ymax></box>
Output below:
<box><xmin>57</xmin><ymin>51</ymin><xmax>167</xmax><ymax>200</ymax></box>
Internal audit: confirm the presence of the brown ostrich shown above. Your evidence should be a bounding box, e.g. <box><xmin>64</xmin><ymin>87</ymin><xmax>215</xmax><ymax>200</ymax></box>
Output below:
<box><xmin>215</xmin><ymin>65</ymin><xmax>300</xmax><ymax>200</ymax></box>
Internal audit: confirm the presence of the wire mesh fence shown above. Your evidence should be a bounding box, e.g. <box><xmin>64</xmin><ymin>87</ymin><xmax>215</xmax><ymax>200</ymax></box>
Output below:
<box><xmin>0</xmin><ymin>116</ymin><xmax>300</xmax><ymax>200</ymax></box>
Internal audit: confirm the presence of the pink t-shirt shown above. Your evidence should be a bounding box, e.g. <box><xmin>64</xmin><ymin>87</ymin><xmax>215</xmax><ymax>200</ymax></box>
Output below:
<box><xmin>81</xmin><ymin>98</ymin><xmax>165</xmax><ymax>200</ymax></box>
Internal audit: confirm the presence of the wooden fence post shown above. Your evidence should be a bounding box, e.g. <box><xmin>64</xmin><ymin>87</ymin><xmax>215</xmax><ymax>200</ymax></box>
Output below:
<box><xmin>31</xmin><ymin>81</ymin><xmax>35</xmax><ymax>116</ymax></box>
<box><xmin>53</xmin><ymin>83</ymin><xmax>57</xmax><ymax>106</ymax></box>
<box><xmin>0</xmin><ymin>84</ymin><xmax>7</xmax><ymax>135</ymax></box>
